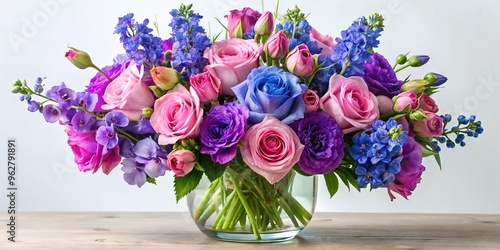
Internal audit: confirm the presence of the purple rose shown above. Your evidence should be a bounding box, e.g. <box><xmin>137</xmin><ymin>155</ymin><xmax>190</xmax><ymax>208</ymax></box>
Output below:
<box><xmin>290</xmin><ymin>111</ymin><xmax>345</xmax><ymax>175</ymax></box>
<box><xmin>362</xmin><ymin>53</ymin><xmax>402</xmax><ymax>98</ymax></box>
<box><xmin>85</xmin><ymin>55</ymin><xmax>131</xmax><ymax>112</ymax></box>
<box><xmin>200</xmin><ymin>102</ymin><xmax>249</xmax><ymax>164</ymax></box>
<box><xmin>387</xmin><ymin>136</ymin><xmax>425</xmax><ymax>200</ymax></box>
<box><xmin>232</xmin><ymin>66</ymin><xmax>307</xmax><ymax>125</ymax></box>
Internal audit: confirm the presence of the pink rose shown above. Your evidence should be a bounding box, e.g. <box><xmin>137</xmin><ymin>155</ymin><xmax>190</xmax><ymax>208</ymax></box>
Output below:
<box><xmin>240</xmin><ymin>116</ymin><xmax>304</xmax><ymax>184</ymax></box>
<box><xmin>302</xmin><ymin>89</ymin><xmax>320</xmax><ymax>114</ymax></box>
<box><xmin>310</xmin><ymin>27</ymin><xmax>335</xmax><ymax>56</ymax></box>
<box><xmin>377</xmin><ymin>95</ymin><xmax>393</xmax><ymax>114</ymax></box>
<box><xmin>393</xmin><ymin>91</ymin><xmax>418</xmax><ymax>112</ymax></box>
<box><xmin>419</xmin><ymin>94</ymin><xmax>439</xmax><ymax>113</ymax></box>
<box><xmin>150</xmin><ymin>84</ymin><xmax>203</xmax><ymax>145</ymax></box>
<box><xmin>189</xmin><ymin>68</ymin><xmax>221</xmax><ymax>104</ymax></box>
<box><xmin>254</xmin><ymin>11</ymin><xmax>274</xmax><ymax>36</ymax></box>
<box><xmin>264</xmin><ymin>31</ymin><xmax>289</xmax><ymax>60</ymax></box>
<box><xmin>320</xmin><ymin>75</ymin><xmax>379</xmax><ymax>133</ymax></box>
<box><xmin>65</xmin><ymin>126</ymin><xmax>121</xmax><ymax>175</ymax></box>
<box><xmin>225</xmin><ymin>7</ymin><xmax>261</xmax><ymax>38</ymax></box>
<box><xmin>167</xmin><ymin>149</ymin><xmax>196</xmax><ymax>177</ymax></box>
<box><xmin>413</xmin><ymin>111</ymin><xmax>443</xmax><ymax>137</ymax></box>
<box><xmin>101</xmin><ymin>62</ymin><xmax>155</xmax><ymax>121</ymax></box>
<box><xmin>204</xmin><ymin>38</ymin><xmax>261</xmax><ymax>96</ymax></box>
<box><xmin>286</xmin><ymin>44</ymin><xmax>314</xmax><ymax>77</ymax></box>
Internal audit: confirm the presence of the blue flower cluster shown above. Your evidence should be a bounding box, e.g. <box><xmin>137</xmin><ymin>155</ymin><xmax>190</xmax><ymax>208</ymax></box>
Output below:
<box><xmin>434</xmin><ymin>114</ymin><xmax>484</xmax><ymax>150</ymax></box>
<box><xmin>330</xmin><ymin>17</ymin><xmax>383</xmax><ymax>77</ymax></box>
<box><xmin>349</xmin><ymin>118</ymin><xmax>408</xmax><ymax>189</ymax></box>
<box><xmin>168</xmin><ymin>8</ymin><xmax>211</xmax><ymax>80</ymax></box>
<box><xmin>310</xmin><ymin>56</ymin><xmax>338</xmax><ymax>97</ymax></box>
<box><xmin>114</xmin><ymin>14</ymin><xmax>164</xmax><ymax>66</ymax></box>
<box><xmin>276</xmin><ymin>20</ymin><xmax>322</xmax><ymax>54</ymax></box>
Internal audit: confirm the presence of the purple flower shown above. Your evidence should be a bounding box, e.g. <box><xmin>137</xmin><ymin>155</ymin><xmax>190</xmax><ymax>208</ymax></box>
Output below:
<box><xmin>27</xmin><ymin>101</ymin><xmax>40</xmax><ymax>112</ymax></box>
<box><xmin>387</xmin><ymin>136</ymin><xmax>425</xmax><ymax>200</ymax></box>
<box><xmin>200</xmin><ymin>102</ymin><xmax>249</xmax><ymax>164</ymax></box>
<box><xmin>132</xmin><ymin>118</ymin><xmax>156</xmax><ymax>134</ymax></box>
<box><xmin>71</xmin><ymin>110</ymin><xmax>96</xmax><ymax>133</ymax></box>
<box><xmin>105</xmin><ymin>111</ymin><xmax>129</xmax><ymax>127</ymax></box>
<box><xmin>362</xmin><ymin>53</ymin><xmax>402</xmax><ymax>98</ymax></box>
<box><xmin>85</xmin><ymin>55</ymin><xmax>131</xmax><ymax>112</ymax></box>
<box><xmin>96</xmin><ymin>126</ymin><xmax>119</xmax><ymax>150</ymax></box>
<box><xmin>133</xmin><ymin>137</ymin><xmax>167</xmax><ymax>178</ymax></box>
<box><xmin>290</xmin><ymin>111</ymin><xmax>345</xmax><ymax>175</ymax></box>
<box><xmin>74</xmin><ymin>92</ymin><xmax>98</xmax><ymax>112</ymax></box>
<box><xmin>121</xmin><ymin>159</ymin><xmax>147</xmax><ymax>188</ymax></box>
<box><xmin>42</xmin><ymin>104</ymin><xmax>61</xmax><ymax>123</ymax></box>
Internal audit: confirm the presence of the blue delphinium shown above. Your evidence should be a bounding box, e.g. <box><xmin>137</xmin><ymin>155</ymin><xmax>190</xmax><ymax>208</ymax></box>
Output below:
<box><xmin>168</xmin><ymin>4</ymin><xmax>211</xmax><ymax>81</ymax></box>
<box><xmin>330</xmin><ymin>15</ymin><xmax>384</xmax><ymax>77</ymax></box>
<box><xmin>114</xmin><ymin>13</ymin><xmax>164</xmax><ymax>66</ymax></box>
<box><xmin>349</xmin><ymin>118</ymin><xmax>407</xmax><ymax>189</ymax></box>
<box><xmin>434</xmin><ymin>114</ymin><xmax>483</xmax><ymax>149</ymax></box>
<box><xmin>276</xmin><ymin>19</ymin><xmax>321</xmax><ymax>55</ymax></box>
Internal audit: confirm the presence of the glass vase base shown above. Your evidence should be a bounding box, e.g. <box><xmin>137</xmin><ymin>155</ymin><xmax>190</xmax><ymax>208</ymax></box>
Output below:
<box><xmin>199</xmin><ymin>228</ymin><xmax>301</xmax><ymax>243</ymax></box>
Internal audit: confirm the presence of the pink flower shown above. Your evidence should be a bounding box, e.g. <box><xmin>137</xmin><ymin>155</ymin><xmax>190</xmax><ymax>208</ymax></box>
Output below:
<box><xmin>167</xmin><ymin>149</ymin><xmax>196</xmax><ymax>177</ymax></box>
<box><xmin>189</xmin><ymin>68</ymin><xmax>221</xmax><ymax>104</ymax></box>
<box><xmin>413</xmin><ymin>111</ymin><xmax>443</xmax><ymax>137</ymax></box>
<box><xmin>240</xmin><ymin>116</ymin><xmax>304</xmax><ymax>184</ymax></box>
<box><xmin>302</xmin><ymin>89</ymin><xmax>320</xmax><ymax>114</ymax></box>
<box><xmin>419</xmin><ymin>94</ymin><xmax>439</xmax><ymax>113</ymax></box>
<box><xmin>225</xmin><ymin>7</ymin><xmax>261</xmax><ymax>38</ymax></box>
<box><xmin>101</xmin><ymin>62</ymin><xmax>155</xmax><ymax>121</ymax></box>
<box><xmin>150</xmin><ymin>84</ymin><xmax>203</xmax><ymax>145</ymax></box>
<box><xmin>377</xmin><ymin>95</ymin><xmax>393</xmax><ymax>114</ymax></box>
<box><xmin>320</xmin><ymin>75</ymin><xmax>379</xmax><ymax>133</ymax></box>
<box><xmin>65</xmin><ymin>46</ymin><xmax>95</xmax><ymax>70</ymax></box>
<box><xmin>393</xmin><ymin>91</ymin><xmax>418</xmax><ymax>112</ymax></box>
<box><xmin>264</xmin><ymin>31</ymin><xmax>289</xmax><ymax>59</ymax></box>
<box><xmin>254</xmin><ymin>11</ymin><xmax>274</xmax><ymax>36</ymax></box>
<box><xmin>204</xmin><ymin>38</ymin><xmax>261</xmax><ymax>96</ymax></box>
<box><xmin>388</xmin><ymin>136</ymin><xmax>425</xmax><ymax>200</ymax></box>
<box><xmin>286</xmin><ymin>44</ymin><xmax>314</xmax><ymax>76</ymax></box>
<box><xmin>65</xmin><ymin>126</ymin><xmax>121</xmax><ymax>175</ymax></box>
<box><xmin>310</xmin><ymin>27</ymin><xmax>335</xmax><ymax>57</ymax></box>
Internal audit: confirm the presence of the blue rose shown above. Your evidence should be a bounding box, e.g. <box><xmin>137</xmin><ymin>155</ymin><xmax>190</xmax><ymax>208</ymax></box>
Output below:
<box><xmin>232</xmin><ymin>66</ymin><xmax>307</xmax><ymax>124</ymax></box>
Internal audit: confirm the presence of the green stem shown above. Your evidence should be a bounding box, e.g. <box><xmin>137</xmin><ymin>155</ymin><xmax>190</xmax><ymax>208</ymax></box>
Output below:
<box><xmin>230</xmin><ymin>201</ymin><xmax>244</xmax><ymax>229</ymax></box>
<box><xmin>197</xmin><ymin>195</ymin><xmax>222</xmax><ymax>226</ymax></box>
<box><xmin>229</xmin><ymin>174</ymin><xmax>261</xmax><ymax>240</ymax></box>
<box><xmin>222</xmin><ymin>195</ymin><xmax>241</xmax><ymax>230</ymax></box>
<box><xmin>278</xmin><ymin>198</ymin><xmax>299</xmax><ymax>227</ymax></box>
<box><xmin>114</xmin><ymin>127</ymin><xmax>138</xmax><ymax>143</ymax></box>
<box><xmin>91</xmin><ymin>65</ymin><xmax>113</xmax><ymax>83</ymax></box>
<box><xmin>194</xmin><ymin>178</ymin><xmax>220</xmax><ymax>221</ymax></box>
<box><xmin>394</xmin><ymin>64</ymin><xmax>410</xmax><ymax>73</ymax></box>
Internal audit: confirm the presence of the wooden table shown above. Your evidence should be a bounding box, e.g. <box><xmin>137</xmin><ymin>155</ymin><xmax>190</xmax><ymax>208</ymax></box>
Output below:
<box><xmin>1</xmin><ymin>212</ymin><xmax>499</xmax><ymax>249</ymax></box>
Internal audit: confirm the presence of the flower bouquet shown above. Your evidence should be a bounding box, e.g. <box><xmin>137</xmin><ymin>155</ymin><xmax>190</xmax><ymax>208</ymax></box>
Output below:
<box><xmin>11</xmin><ymin>2</ymin><xmax>484</xmax><ymax>242</ymax></box>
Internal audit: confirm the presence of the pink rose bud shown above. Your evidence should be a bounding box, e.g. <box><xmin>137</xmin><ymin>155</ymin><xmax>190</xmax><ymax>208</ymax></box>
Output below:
<box><xmin>65</xmin><ymin>46</ymin><xmax>96</xmax><ymax>70</ymax></box>
<box><xmin>286</xmin><ymin>44</ymin><xmax>314</xmax><ymax>77</ymax></box>
<box><xmin>167</xmin><ymin>149</ymin><xmax>196</xmax><ymax>177</ymax></box>
<box><xmin>264</xmin><ymin>31</ymin><xmax>289</xmax><ymax>60</ymax></box>
<box><xmin>302</xmin><ymin>89</ymin><xmax>320</xmax><ymax>114</ymax></box>
<box><xmin>254</xmin><ymin>11</ymin><xmax>274</xmax><ymax>36</ymax></box>
<box><xmin>225</xmin><ymin>7</ymin><xmax>261</xmax><ymax>39</ymax></box>
<box><xmin>413</xmin><ymin>111</ymin><xmax>443</xmax><ymax>137</ymax></box>
<box><xmin>150</xmin><ymin>66</ymin><xmax>180</xmax><ymax>91</ymax></box>
<box><xmin>393</xmin><ymin>91</ymin><xmax>418</xmax><ymax>112</ymax></box>
<box><xmin>190</xmin><ymin>67</ymin><xmax>221</xmax><ymax>104</ymax></box>
<box><xmin>418</xmin><ymin>93</ymin><xmax>439</xmax><ymax>113</ymax></box>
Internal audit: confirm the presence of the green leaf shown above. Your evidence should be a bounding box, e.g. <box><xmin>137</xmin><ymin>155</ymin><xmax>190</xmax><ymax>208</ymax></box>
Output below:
<box><xmin>333</xmin><ymin>168</ymin><xmax>350</xmax><ymax>191</ymax></box>
<box><xmin>292</xmin><ymin>164</ymin><xmax>312</xmax><ymax>177</ymax></box>
<box><xmin>421</xmin><ymin>148</ymin><xmax>438</xmax><ymax>157</ymax></box>
<box><xmin>324</xmin><ymin>172</ymin><xmax>339</xmax><ymax>198</ymax></box>
<box><xmin>146</xmin><ymin>177</ymin><xmax>157</xmax><ymax>185</ymax></box>
<box><xmin>337</xmin><ymin>166</ymin><xmax>360</xmax><ymax>192</ymax></box>
<box><xmin>174</xmin><ymin>169</ymin><xmax>203</xmax><ymax>202</ymax></box>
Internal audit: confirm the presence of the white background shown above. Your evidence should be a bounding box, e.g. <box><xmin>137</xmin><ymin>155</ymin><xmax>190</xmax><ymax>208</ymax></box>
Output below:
<box><xmin>0</xmin><ymin>0</ymin><xmax>498</xmax><ymax>214</ymax></box>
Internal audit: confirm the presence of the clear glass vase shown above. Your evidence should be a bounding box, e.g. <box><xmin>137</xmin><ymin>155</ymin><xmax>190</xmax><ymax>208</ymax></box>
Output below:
<box><xmin>187</xmin><ymin>165</ymin><xmax>318</xmax><ymax>242</ymax></box>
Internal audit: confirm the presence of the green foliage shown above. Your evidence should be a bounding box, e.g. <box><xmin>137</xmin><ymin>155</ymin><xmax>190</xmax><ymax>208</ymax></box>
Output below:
<box><xmin>174</xmin><ymin>169</ymin><xmax>203</xmax><ymax>202</ymax></box>
<box><xmin>146</xmin><ymin>176</ymin><xmax>157</xmax><ymax>185</ymax></box>
<box><xmin>324</xmin><ymin>165</ymin><xmax>360</xmax><ymax>198</ymax></box>
<box><xmin>199</xmin><ymin>153</ymin><xmax>227</xmax><ymax>182</ymax></box>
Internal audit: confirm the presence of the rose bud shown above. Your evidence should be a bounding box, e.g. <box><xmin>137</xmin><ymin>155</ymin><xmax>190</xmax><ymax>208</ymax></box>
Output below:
<box><xmin>302</xmin><ymin>89</ymin><xmax>320</xmax><ymax>114</ymax></box>
<box><xmin>190</xmin><ymin>67</ymin><xmax>221</xmax><ymax>104</ymax></box>
<box><xmin>65</xmin><ymin>46</ymin><xmax>96</xmax><ymax>70</ymax></box>
<box><xmin>286</xmin><ymin>44</ymin><xmax>314</xmax><ymax>77</ymax></box>
<box><xmin>393</xmin><ymin>91</ymin><xmax>418</xmax><ymax>113</ymax></box>
<box><xmin>150</xmin><ymin>66</ymin><xmax>180</xmax><ymax>91</ymax></box>
<box><xmin>413</xmin><ymin>111</ymin><xmax>444</xmax><ymax>137</ymax></box>
<box><xmin>264</xmin><ymin>31</ymin><xmax>289</xmax><ymax>60</ymax></box>
<box><xmin>254</xmin><ymin>11</ymin><xmax>274</xmax><ymax>36</ymax></box>
<box><xmin>418</xmin><ymin>93</ymin><xmax>439</xmax><ymax>113</ymax></box>
<box><xmin>225</xmin><ymin>7</ymin><xmax>261</xmax><ymax>39</ymax></box>
<box><xmin>167</xmin><ymin>149</ymin><xmax>196</xmax><ymax>177</ymax></box>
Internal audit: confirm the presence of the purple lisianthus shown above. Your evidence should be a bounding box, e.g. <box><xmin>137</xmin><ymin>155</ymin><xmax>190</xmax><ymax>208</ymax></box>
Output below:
<box><xmin>387</xmin><ymin>136</ymin><xmax>425</xmax><ymax>200</ymax></box>
<box><xmin>290</xmin><ymin>111</ymin><xmax>345</xmax><ymax>175</ymax></box>
<box><xmin>200</xmin><ymin>102</ymin><xmax>249</xmax><ymax>164</ymax></box>
<box><xmin>85</xmin><ymin>55</ymin><xmax>131</xmax><ymax>112</ymax></box>
<box><xmin>362</xmin><ymin>53</ymin><xmax>402</xmax><ymax>98</ymax></box>
<box><xmin>232</xmin><ymin>66</ymin><xmax>307</xmax><ymax>124</ymax></box>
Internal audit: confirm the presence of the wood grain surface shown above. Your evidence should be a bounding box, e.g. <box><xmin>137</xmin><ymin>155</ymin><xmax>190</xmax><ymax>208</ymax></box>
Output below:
<box><xmin>1</xmin><ymin>212</ymin><xmax>499</xmax><ymax>249</ymax></box>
